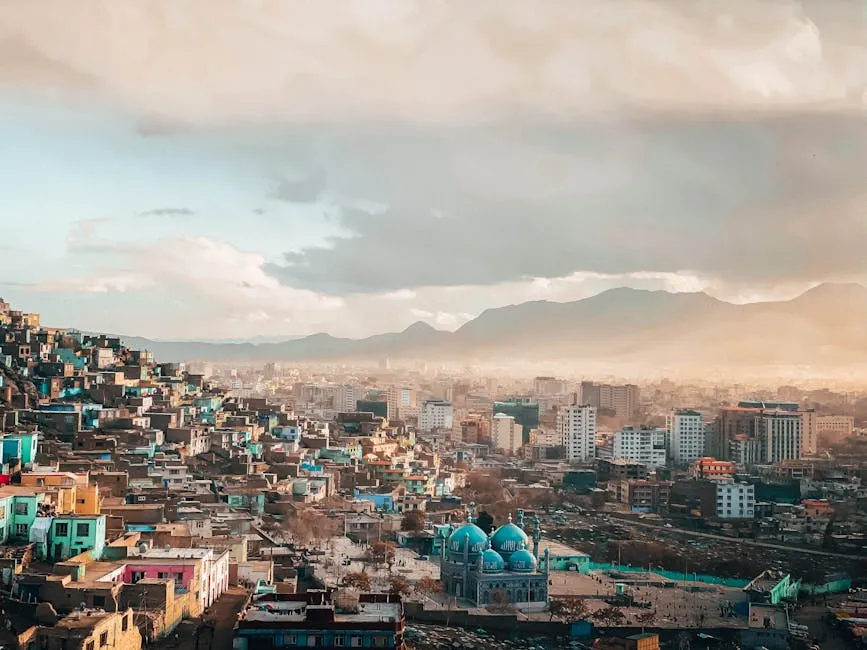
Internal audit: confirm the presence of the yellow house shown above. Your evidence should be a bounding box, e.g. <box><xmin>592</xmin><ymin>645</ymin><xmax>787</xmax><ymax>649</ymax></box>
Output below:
<box><xmin>20</xmin><ymin>472</ymin><xmax>101</xmax><ymax>515</ymax></box>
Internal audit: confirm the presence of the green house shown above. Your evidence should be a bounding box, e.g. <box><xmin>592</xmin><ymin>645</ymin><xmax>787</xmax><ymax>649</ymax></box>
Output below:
<box><xmin>3</xmin><ymin>432</ymin><xmax>39</xmax><ymax>467</ymax></box>
<box><xmin>48</xmin><ymin>515</ymin><xmax>107</xmax><ymax>561</ymax></box>
<box><xmin>9</xmin><ymin>491</ymin><xmax>46</xmax><ymax>541</ymax></box>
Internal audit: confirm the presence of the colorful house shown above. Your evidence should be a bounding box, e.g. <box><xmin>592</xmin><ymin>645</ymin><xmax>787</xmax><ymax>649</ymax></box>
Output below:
<box><xmin>2</xmin><ymin>431</ymin><xmax>38</xmax><ymax>467</ymax></box>
<box><xmin>48</xmin><ymin>514</ymin><xmax>107</xmax><ymax>561</ymax></box>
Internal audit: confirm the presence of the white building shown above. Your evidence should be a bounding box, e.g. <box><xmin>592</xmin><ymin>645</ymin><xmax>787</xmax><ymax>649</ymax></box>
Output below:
<box><xmin>715</xmin><ymin>480</ymin><xmax>755</xmax><ymax>519</ymax></box>
<box><xmin>612</xmin><ymin>426</ymin><xmax>667</xmax><ymax>468</ymax></box>
<box><xmin>491</xmin><ymin>413</ymin><xmax>523</xmax><ymax>454</ymax></box>
<box><xmin>419</xmin><ymin>400</ymin><xmax>454</xmax><ymax>433</ymax></box>
<box><xmin>557</xmin><ymin>404</ymin><xmax>597</xmax><ymax>464</ymax></box>
<box><xmin>337</xmin><ymin>384</ymin><xmax>358</xmax><ymax>413</ymax></box>
<box><xmin>760</xmin><ymin>412</ymin><xmax>802</xmax><ymax>463</ymax></box>
<box><xmin>668</xmin><ymin>409</ymin><xmax>706</xmax><ymax>466</ymax></box>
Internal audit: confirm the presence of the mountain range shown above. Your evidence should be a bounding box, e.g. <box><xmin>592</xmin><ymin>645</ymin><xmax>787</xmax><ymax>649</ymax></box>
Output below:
<box><xmin>119</xmin><ymin>283</ymin><xmax>867</xmax><ymax>369</ymax></box>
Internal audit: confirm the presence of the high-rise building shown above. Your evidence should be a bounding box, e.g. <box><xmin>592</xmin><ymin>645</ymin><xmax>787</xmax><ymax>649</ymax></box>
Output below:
<box><xmin>713</xmin><ymin>403</ymin><xmax>811</xmax><ymax>463</ymax></box>
<box><xmin>386</xmin><ymin>386</ymin><xmax>416</xmax><ymax>419</ymax></box>
<box><xmin>668</xmin><ymin>409</ymin><xmax>706</xmax><ymax>466</ymax></box>
<box><xmin>492</xmin><ymin>399</ymin><xmax>540</xmax><ymax>444</ymax></box>
<box><xmin>759</xmin><ymin>411</ymin><xmax>802</xmax><ymax>463</ymax></box>
<box><xmin>533</xmin><ymin>376</ymin><xmax>567</xmax><ymax>397</ymax></box>
<box><xmin>579</xmin><ymin>382</ymin><xmax>639</xmax><ymax>418</ymax></box>
<box><xmin>419</xmin><ymin>400</ymin><xmax>454</xmax><ymax>433</ymax></box>
<box><xmin>337</xmin><ymin>384</ymin><xmax>358</xmax><ymax>413</ymax></box>
<box><xmin>491</xmin><ymin>413</ymin><xmax>523</xmax><ymax>454</ymax></box>
<box><xmin>558</xmin><ymin>404</ymin><xmax>597</xmax><ymax>464</ymax></box>
<box><xmin>612</xmin><ymin>426</ymin><xmax>667</xmax><ymax>468</ymax></box>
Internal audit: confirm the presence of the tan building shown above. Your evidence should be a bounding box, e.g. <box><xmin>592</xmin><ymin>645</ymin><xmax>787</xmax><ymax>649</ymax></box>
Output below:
<box><xmin>816</xmin><ymin>415</ymin><xmax>854</xmax><ymax>446</ymax></box>
<box><xmin>491</xmin><ymin>413</ymin><xmax>523</xmax><ymax>454</ymax></box>
<box><xmin>38</xmin><ymin>609</ymin><xmax>142</xmax><ymax>650</ymax></box>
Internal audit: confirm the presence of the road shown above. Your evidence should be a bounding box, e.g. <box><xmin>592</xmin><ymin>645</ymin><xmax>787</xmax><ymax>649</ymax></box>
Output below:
<box><xmin>607</xmin><ymin>514</ymin><xmax>866</xmax><ymax>560</ymax></box>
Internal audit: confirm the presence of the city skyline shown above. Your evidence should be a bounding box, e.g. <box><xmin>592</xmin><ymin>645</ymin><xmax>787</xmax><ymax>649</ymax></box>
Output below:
<box><xmin>3</xmin><ymin>1</ymin><xmax>867</xmax><ymax>339</ymax></box>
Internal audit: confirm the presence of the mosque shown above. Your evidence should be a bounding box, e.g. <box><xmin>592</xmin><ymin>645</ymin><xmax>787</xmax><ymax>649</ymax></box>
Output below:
<box><xmin>438</xmin><ymin>505</ymin><xmax>550</xmax><ymax>610</ymax></box>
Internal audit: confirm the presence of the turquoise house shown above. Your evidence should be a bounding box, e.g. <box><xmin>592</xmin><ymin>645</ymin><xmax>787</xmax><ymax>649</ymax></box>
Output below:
<box><xmin>48</xmin><ymin>514</ymin><xmax>107</xmax><ymax>561</ymax></box>
<box><xmin>9</xmin><ymin>491</ymin><xmax>46</xmax><ymax>541</ymax></box>
<box><xmin>224</xmin><ymin>491</ymin><xmax>265</xmax><ymax>514</ymax></box>
<box><xmin>0</xmin><ymin>495</ymin><xmax>12</xmax><ymax>543</ymax></box>
<box><xmin>3</xmin><ymin>432</ymin><xmax>38</xmax><ymax>467</ymax></box>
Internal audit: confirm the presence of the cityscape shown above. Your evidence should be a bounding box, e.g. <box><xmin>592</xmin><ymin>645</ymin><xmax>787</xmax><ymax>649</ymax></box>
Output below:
<box><xmin>3</xmin><ymin>2</ymin><xmax>867</xmax><ymax>649</ymax></box>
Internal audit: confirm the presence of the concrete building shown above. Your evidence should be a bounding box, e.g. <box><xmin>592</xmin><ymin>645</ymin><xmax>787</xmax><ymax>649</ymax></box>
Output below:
<box><xmin>715</xmin><ymin>479</ymin><xmax>755</xmax><ymax>519</ymax></box>
<box><xmin>533</xmin><ymin>376</ymin><xmax>567</xmax><ymax>397</ymax></box>
<box><xmin>668</xmin><ymin>409</ymin><xmax>705</xmax><ymax>466</ymax></box>
<box><xmin>38</xmin><ymin>609</ymin><xmax>142</xmax><ymax>650</ymax></box>
<box><xmin>760</xmin><ymin>411</ymin><xmax>802</xmax><ymax>464</ymax></box>
<box><xmin>386</xmin><ymin>386</ymin><xmax>416</xmax><ymax>419</ymax></box>
<box><xmin>612</xmin><ymin>426</ymin><xmax>667</xmax><ymax>469</ymax></box>
<box><xmin>816</xmin><ymin>415</ymin><xmax>854</xmax><ymax>446</ymax></box>
<box><xmin>558</xmin><ymin>404</ymin><xmax>597</xmax><ymax>464</ymax></box>
<box><xmin>491</xmin><ymin>413</ymin><xmax>523</xmax><ymax>454</ymax></box>
<box><xmin>689</xmin><ymin>457</ymin><xmax>735</xmax><ymax>481</ymax></box>
<box><xmin>418</xmin><ymin>400</ymin><xmax>453</xmax><ymax>433</ymax></box>
<box><xmin>580</xmin><ymin>382</ymin><xmax>640</xmax><ymax>418</ymax></box>
<box><xmin>337</xmin><ymin>384</ymin><xmax>358</xmax><ymax>413</ymax></box>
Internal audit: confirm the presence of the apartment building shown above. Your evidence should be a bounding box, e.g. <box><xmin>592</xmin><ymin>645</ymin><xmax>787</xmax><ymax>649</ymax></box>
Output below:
<box><xmin>668</xmin><ymin>409</ymin><xmax>705</xmax><ymax>466</ymax></box>
<box><xmin>418</xmin><ymin>400</ymin><xmax>453</xmax><ymax>433</ymax></box>
<box><xmin>558</xmin><ymin>404</ymin><xmax>597</xmax><ymax>464</ymax></box>
<box><xmin>715</xmin><ymin>480</ymin><xmax>755</xmax><ymax>519</ymax></box>
<box><xmin>491</xmin><ymin>413</ymin><xmax>523</xmax><ymax>454</ymax></box>
<box><xmin>612</xmin><ymin>426</ymin><xmax>667</xmax><ymax>469</ymax></box>
<box><xmin>816</xmin><ymin>415</ymin><xmax>854</xmax><ymax>446</ymax></box>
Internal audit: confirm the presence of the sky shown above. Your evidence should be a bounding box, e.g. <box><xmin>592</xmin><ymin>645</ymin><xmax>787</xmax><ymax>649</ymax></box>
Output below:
<box><xmin>2</xmin><ymin>0</ymin><xmax>867</xmax><ymax>340</ymax></box>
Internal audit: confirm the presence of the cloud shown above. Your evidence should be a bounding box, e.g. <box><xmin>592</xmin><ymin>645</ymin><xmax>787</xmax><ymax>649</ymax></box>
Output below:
<box><xmin>264</xmin><ymin>113</ymin><xmax>867</xmax><ymax>295</ymax></box>
<box><xmin>29</xmin><ymin>236</ymin><xmax>344</xmax><ymax>315</ymax></box>
<box><xmin>139</xmin><ymin>207</ymin><xmax>196</xmax><ymax>217</ymax></box>
<box><xmin>0</xmin><ymin>1</ymin><xmax>866</xmax><ymax>125</ymax></box>
<box><xmin>270</xmin><ymin>171</ymin><xmax>327</xmax><ymax>204</ymax></box>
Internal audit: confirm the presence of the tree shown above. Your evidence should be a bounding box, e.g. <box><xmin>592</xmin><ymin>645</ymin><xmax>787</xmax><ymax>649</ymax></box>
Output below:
<box><xmin>389</xmin><ymin>575</ymin><xmax>411</xmax><ymax>597</ymax></box>
<box><xmin>283</xmin><ymin>510</ymin><xmax>340</xmax><ymax>545</ymax></box>
<box><xmin>549</xmin><ymin>597</ymin><xmax>589</xmax><ymax>622</ymax></box>
<box><xmin>365</xmin><ymin>541</ymin><xmax>396</xmax><ymax>567</ymax></box>
<box><xmin>401</xmin><ymin>510</ymin><xmax>425</xmax><ymax>532</ymax></box>
<box><xmin>476</xmin><ymin>511</ymin><xmax>494</xmax><ymax>533</ymax></box>
<box><xmin>593</xmin><ymin>606</ymin><xmax>626</xmax><ymax>627</ymax></box>
<box><xmin>488</xmin><ymin>589</ymin><xmax>514</xmax><ymax>614</ymax></box>
<box><xmin>415</xmin><ymin>576</ymin><xmax>442</xmax><ymax>601</ymax></box>
<box><xmin>343</xmin><ymin>572</ymin><xmax>372</xmax><ymax>591</ymax></box>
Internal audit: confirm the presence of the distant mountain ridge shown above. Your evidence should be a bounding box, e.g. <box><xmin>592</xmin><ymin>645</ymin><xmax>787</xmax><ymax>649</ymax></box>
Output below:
<box><xmin>118</xmin><ymin>283</ymin><xmax>867</xmax><ymax>367</ymax></box>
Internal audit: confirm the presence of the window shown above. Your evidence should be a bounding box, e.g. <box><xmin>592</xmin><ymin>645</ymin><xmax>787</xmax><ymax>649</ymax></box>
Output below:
<box><xmin>157</xmin><ymin>572</ymin><xmax>169</xmax><ymax>579</ymax></box>
<box><xmin>306</xmin><ymin>635</ymin><xmax>321</xmax><ymax>647</ymax></box>
<box><xmin>131</xmin><ymin>571</ymin><xmax>145</xmax><ymax>583</ymax></box>
<box><xmin>14</xmin><ymin>502</ymin><xmax>28</xmax><ymax>516</ymax></box>
<box><xmin>175</xmin><ymin>572</ymin><xmax>184</xmax><ymax>582</ymax></box>
<box><xmin>350</xmin><ymin>636</ymin><xmax>363</xmax><ymax>647</ymax></box>
<box><xmin>77</xmin><ymin>499</ymin><xmax>86</xmax><ymax>505</ymax></box>
<box><xmin>86</xmin><ymin>642</ymin><xmax>94</xmax><ymax>650</ymax></box>
<box><xmin>334</xmin><ymin>634</ymin><xmax>345</xmax><ymax>647</ymax></box>
<box><xmin>99</xmin><ymin>631</ymin><xmax>108</xmax><ymax>647</ymax></box>
<box><xmin>122</xmin><ymin>614</ymin><xmax>129</xmax><ymax>632</ymax></box>
<box><xmin>373</xmin><ymin>636</ymin><xmax>386</xmax><ymax>647</ymax></box>
<box><xmin>14</xmin><ymin>524</ymin><xmax>27</xmax><ymax>536</ymax></box>
<box><xmin>92</xmin><ymin>596</ymin><xmax>105</xmax><ymax>608</ymax></box>
<box><xmin>55</xmin><ymin>522</ymin><xmax>69</xmax><ymax>536</ymax></box>
<box><xmin>76</xmin><ymin>523</ymin><xmax>90</xmax><ymax>537</ymax></box>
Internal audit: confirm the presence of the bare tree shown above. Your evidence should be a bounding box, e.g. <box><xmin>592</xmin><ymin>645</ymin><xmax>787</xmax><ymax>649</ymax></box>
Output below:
<box><xmin>342</xmin><ymin>571</ymin><xmax>372</xmax><ymax>591</ymax></box>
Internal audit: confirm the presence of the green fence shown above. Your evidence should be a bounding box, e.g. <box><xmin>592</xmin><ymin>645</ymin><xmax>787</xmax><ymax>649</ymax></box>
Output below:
<box><xmin>589</xmin><ymin>563</ymin><xmax>751</xmax><ymax>588</ymax></box>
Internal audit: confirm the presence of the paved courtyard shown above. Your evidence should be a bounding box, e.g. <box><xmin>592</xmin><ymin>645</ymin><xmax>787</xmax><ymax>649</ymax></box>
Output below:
<box><xmin>316</xmin><ymin>536</ymin><xmax>440</xmax><ymax>589</ymax></box>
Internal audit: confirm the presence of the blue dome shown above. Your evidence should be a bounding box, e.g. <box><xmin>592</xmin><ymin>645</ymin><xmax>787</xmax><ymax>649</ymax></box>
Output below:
<box><xmin>481</xmin><ymin>548</ymin><xmax>505</xmax><ymax>573</ymax></box>
<box><xmin>508</xmin><ymin>548</ymin><xmax>537</xmax><ymax>573</ymax></box>
<box><xmin>490</xmin><ymin>522</ymin><xmax>529</xmax><ymax>560</ymax></box>
<box><xmin>446</xmin><ymin>523</ymin><xmax>488</xmax><ymax>558</ymax></box>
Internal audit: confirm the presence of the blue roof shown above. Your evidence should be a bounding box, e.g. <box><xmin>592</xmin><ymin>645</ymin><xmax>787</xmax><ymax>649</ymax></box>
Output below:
<box><xmin>447</xmin><ymin>522</ymin><xmax>488</xmax><ymax>556</ymax></box>
<box><xmin>508</xmin><ymin>548</ymin><xmax>538</xmax><ymax>573</ymax></box>
<box><xmin>491</xmin><ymin>522</ymin><xmax>529</xmax><ymax>558</ymax></box>
<box><xmin>481</xmin><ymin>548</ymin><xmax>505</xmax><ymax>573</ymax></box>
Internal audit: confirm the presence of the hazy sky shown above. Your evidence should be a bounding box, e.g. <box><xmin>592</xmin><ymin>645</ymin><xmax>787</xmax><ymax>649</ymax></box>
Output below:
<box><xmin>2</xmin><ymin>0</ymin><xmax>867</xmax><ymax>339</ymax></box>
